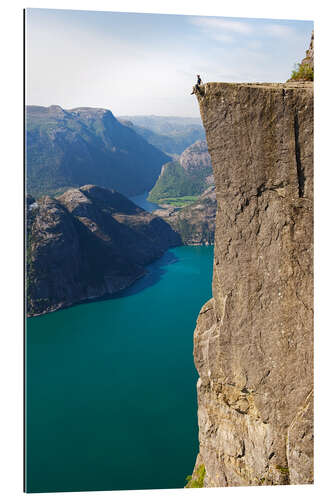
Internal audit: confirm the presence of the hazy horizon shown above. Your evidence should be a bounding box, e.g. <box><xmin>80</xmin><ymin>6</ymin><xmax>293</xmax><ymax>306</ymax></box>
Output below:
<box><xmin>26</xmin><ymin>103</ymin><xmax>203</xmax><ymax>119</ymax></box>
<box><xmin>26</xmin><ymin>9</ymin><xmax>313</xmax><ymax>117</ymax></box>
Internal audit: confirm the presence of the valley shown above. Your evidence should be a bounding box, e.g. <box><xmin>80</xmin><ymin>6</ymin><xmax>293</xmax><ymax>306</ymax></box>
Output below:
<box><xmin>26</xmin><ymin>112</ymin><xmax>217</xmax><ymax>316</ymax></box>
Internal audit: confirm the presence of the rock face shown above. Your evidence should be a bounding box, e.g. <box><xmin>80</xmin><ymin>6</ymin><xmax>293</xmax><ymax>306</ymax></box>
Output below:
<box><xmin>148</xmin><ymin>140</ymin><xmax>213</xmax><ymax>203</ymax></box>
<box><xmin>26</xmin><ymin>185</ymin><xmax>180</xmax><ymax>316</ymax></box>
<box><xmin>26</xmin><ymin>106</ymin><xmax>170</xmax><ymax>198</ymax></box>
<box><xmin>301</xmin><ymin>30</ymin><xmax>314</xmax><ymax>69</ymax></box>
<box><xmin>179</xmin><ymin>140</ymin><xmax>212</xmax><ymax>173</ymax></box>
<box><xmin>155</xmin><ymin>186</ymin><xmax>216</xmax><ymax>245</ymax></box>
<box><xmin>288</xmin><ymin>32</ymin><xmax>314</xmax><ymax>83</ymax></box>
<box><xmin>192</xmin><ymin>81</ymin><xmax>313</xmax><ymax>486</ymax></box>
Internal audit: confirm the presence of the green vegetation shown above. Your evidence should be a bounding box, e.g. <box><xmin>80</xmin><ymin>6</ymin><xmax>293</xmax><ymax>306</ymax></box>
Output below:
<box><xmin>158</xmin><ymin>196</ymin><xmax>199</xmax><ymax>207</ymax></box>
<box><xmin>185</xmin><ymin>464</ymin><xmax>206</xmax><ymax>488</ymax></box>
<box><xmin>148</xmin><ymin>139</ymin><xmax>213</xmax><ymax>205</ymax></box>
<box><xmin>158</xmin><ymin>188</ymin><xmax>216</xmax><ymax>245</ymax></box>
<box><xmin>290</xmin><ymin>63</ymin><xmax>313</xmax><ymax>81</ymax></box>
<box><xmin>148</xmin><ymin>161</ymin><xmax>209</xmax><ymax>204</ymax></box>
<box><xmin>275</xmin><ymin>465</ymin><xmax>289</xmax><ymax>475</ymax></box>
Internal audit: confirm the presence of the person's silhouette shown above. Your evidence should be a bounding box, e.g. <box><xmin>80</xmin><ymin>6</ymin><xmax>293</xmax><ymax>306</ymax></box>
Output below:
<box><xmin>191</xmin><ymin>75</ymin><xmax>203</xmax><ymax>94</ymax></box>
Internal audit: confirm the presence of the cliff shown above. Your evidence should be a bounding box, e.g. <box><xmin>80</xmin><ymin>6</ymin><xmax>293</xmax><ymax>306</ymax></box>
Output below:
<box><xmin>191</xmin><ymin>80</ymin><xmax>313</xmax><ymax>486</ymax></box>
<box><xmin>26</xmin><ymin>185</ymin><xmax>180</xmax><ymax>316</ymax></box>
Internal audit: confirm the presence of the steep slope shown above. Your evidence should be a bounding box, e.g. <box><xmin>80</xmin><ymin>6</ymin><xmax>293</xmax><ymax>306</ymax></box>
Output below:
<box><xmin>154</xmin><ymin>186</ymin><xmax>216</xmax><ymax>245</ymax></box>
<box><xmin>191</xmin><ymin>80</ymin><xmax>313</xmax><ymax>486</ymax></box>
<box><xmin>148</xmin><ymin>140</ymin><xmax>213</xmax><ymax>204</ymax></box>
<box><xmin>26</xmin><ymin>185</ymin><xmax>180</xmax><ymax>316</ymax></box>
<box><xmin>26</xmin><ymin>106</ymin><xmax>170</xmax><ymax>198</ymax></box>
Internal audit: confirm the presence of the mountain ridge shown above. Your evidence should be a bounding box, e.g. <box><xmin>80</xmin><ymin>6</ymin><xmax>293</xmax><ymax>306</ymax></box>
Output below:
<box><xmin>26</xmin><ymin>184</ymin><xmax>180</xmax><ymax>316</ymax></box>
<box><xmin>118</xmin><ymin>115</ymin><xmax>205</xmax><ymax>155</ymax></box>
<box><xmin>26</xmin><ymin>105</ymin><xmax>171</xmax><ymax>198</ymax></box>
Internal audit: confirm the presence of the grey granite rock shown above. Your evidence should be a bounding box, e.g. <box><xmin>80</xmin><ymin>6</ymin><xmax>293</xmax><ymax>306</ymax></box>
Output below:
<box><xmin>191</xmin><ymin>80</ymin><xmax>313</xmax><ymax>486</ymax></box>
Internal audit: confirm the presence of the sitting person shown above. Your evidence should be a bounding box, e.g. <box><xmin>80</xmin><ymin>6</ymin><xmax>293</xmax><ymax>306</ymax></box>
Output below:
<box><xmin>191</xmin><ymin>75</ymin><xmax>203</xmax><ymax>94</ymax></box>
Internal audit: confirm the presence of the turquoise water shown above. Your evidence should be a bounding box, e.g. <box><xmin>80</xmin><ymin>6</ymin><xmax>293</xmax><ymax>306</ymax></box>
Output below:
<box><xmin>25</xmin><ymin>246</ymin><xmax>214</xmax><ymax>493</ymax></box>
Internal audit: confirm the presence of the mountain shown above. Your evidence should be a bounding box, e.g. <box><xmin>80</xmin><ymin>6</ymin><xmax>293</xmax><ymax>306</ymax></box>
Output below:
<box><xmin>118</xmin><ymin>115</ymin><xmax>205</xmax><ymax>155</ymax></box>
<box><xmin>118</xmin><ymin>115</ymin><xmax>203</xmax><ymax>134</ymax></box>
<box><xmin>190</xmin><ymin>80</ymin><xmax>313</xmax><ymax>486</ymax></box>
<box><xmin>26</xmin><ymin>185</ymin><xmax>180</xmax><ymax>316</ymax></box>
<box><xmin>147</xmin><ymin>140</ymin><xmax>213</xmax><ymax>204</ymax></box>
<box><xmin>26</xmin><ymin>106</ymin><xmax>170</xmax><ymax>198</ymax></box>
<box><xmin>153</xmin><ymin>186</ymin><xmax>216</xmax><ymax>245</ymax></box>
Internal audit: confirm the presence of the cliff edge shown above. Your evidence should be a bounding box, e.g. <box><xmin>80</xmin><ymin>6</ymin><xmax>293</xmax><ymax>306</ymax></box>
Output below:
<box><xmin>192</xmin><ymin>80</ymin><xmax>313</xmax><ymax>486</ymax></box>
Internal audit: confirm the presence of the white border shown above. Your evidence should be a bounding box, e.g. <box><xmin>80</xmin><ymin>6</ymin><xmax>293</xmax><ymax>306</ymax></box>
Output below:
<box><xmin>1</xmin><ymin>1</ymin><xmax>332</xmax><ymax>499</ymax></box>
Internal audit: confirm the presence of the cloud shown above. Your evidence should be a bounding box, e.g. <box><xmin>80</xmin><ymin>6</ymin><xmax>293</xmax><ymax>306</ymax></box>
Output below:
<box><xmin>26</xmin><ymin>10</ymin><xmax>312</xmax><ymax>116</ymax></box>
<box><xmin>207</xmin><ymin>32</ymin><xmax>234</xmax><ymax>43</ymax></box>
<box><xmin>189</xmin><ymin>16</ymin><xmax>254</xmax><ymax>43</ymax></box>
<box><xmin>190</xmin><ymin>17</ymin><xmax>302</xmax><ymax>46</ymax></box>
<box><xmin>263</xmin><ymin>24</ymin><xmax>297</xmax><ymax>38</ymax></box>
<box><xmin>191</xmin><ymin>17</ymin><xmax>253</xmax><ymax>35</ymax></box>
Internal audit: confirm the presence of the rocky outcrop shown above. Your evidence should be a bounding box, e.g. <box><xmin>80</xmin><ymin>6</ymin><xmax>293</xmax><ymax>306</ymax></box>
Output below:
<box><xmin>301</xmin><ymin>30</ymin><xmax>314</xmax><ymax>70</ymax></box>
<box><xmin>148</xmin><ymin>140</ymin><xmax>213</xmax><ymax>203</ymax></box>
<box><xmin>155</xmin><ymin>186</ymin><xmax>216</xmax><ymax>245</ymax></box>
<box><xmin>179</xmin><ymin>140</ymin><xmax>212</xmax><ymax>173</ymax></box>
<box><xmin>26</xmin><ymin>185</ymin><xmax>180</xmax><ymax>316</ymax></box>
<box><xmin>288</xmin><ymin>31</ymin><xmax>314</xmax><ymax>82</ymax></box>
<box><xmin>192</xmin><ymin>80</ymin><xmax>313</xmax><ymax>486</ymax></box>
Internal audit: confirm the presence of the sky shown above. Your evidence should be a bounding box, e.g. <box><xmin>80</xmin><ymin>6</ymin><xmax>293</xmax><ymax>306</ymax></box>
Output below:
<box><xmin>26</xmin><ymin>8</ymin><xmax>313</xmax><ymax>117</ymax></box>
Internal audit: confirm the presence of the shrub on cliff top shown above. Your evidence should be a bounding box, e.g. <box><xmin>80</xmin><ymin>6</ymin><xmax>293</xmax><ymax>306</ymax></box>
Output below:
<box><xmin>290</xmin><ymin>63</ymin><xmax>314</xmax><ymax>81</ymax></box>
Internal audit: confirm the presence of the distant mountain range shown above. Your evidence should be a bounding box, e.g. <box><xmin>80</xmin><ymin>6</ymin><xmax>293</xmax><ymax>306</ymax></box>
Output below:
<box><xmin>26</xmin><ymin>106</ymin><xmax>170</xmax><ymax>198</ymax></box>
<box><xmin>118</xmin><ymin>115</ymin><xmax>205</xmax><ymax>155</ymax></box>
<box><xmin>25</xmin><ymin>108</ymin><xmax>217</xmax><ymax>316</ymax></box>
